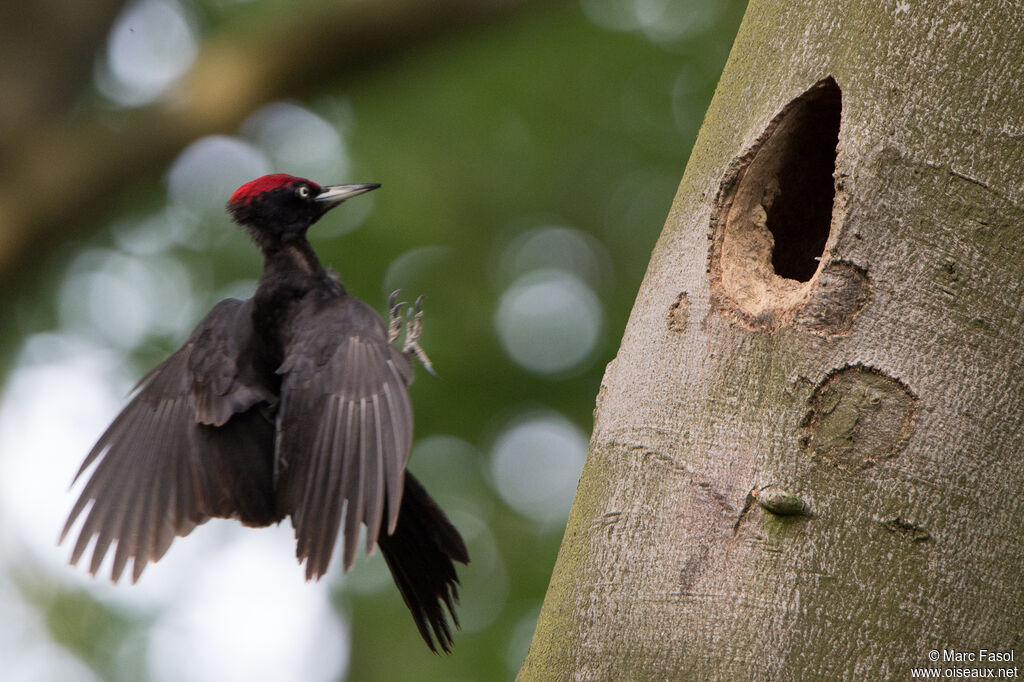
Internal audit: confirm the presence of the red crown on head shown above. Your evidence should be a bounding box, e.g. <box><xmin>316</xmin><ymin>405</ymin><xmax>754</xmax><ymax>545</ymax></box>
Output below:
<box><xmin>229</xmin><ymin>174</ymin><xmax>318</xmax><ymax>206</ymax></box>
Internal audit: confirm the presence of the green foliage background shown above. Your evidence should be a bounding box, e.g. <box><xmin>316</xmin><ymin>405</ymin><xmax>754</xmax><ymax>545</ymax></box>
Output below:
<box><xmin>2</xmin><ymin>0</ymin><xmax>747</xmax><ymax>679</ymax></box>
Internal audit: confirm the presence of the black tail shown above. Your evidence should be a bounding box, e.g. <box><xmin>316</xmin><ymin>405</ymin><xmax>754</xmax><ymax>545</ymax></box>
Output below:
<box><xmin>378</xmin><ymin>471</ymin><xmax>469</xmax><ymax>653</ymax></box>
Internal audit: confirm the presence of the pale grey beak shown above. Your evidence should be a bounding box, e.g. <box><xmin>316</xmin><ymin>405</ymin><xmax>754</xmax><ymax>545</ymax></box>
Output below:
<box><xmin>315</xmin><ymin>183</ymin><xmax>380</xmax><ymax>204</ymax></box>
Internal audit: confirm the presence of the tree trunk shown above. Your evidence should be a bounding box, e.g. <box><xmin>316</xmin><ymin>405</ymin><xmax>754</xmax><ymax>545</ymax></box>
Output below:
<box><xmin>521</xmin><ymin>1</ymin><xmax>1024</xmax><ymax>679</ymax></box>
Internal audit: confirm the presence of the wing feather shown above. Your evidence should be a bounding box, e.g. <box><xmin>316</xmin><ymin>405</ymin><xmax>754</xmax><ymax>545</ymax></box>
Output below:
<box><xmin>365</xmin><ymin>394</ymin><xmax>386</xmax><ymax>555</ymax></box>
<box><xmin>381</xmin><ymin>381</ymin><xmax>405</xmax><ymax>533</ymax></box>
<box><xmin>340</xmin><ymin>398</ymin><xmax>362</xmax><ymax>572</ymax></box>
<box><xmin>276</xmin><ymin>296</ymin><xmax>414</xmax><ymax>579</ymax></box>
<box><xmin>141</xmin><ymin>430</ymin><xmax>176</xmax><ymax>581</ymax></box>
<box><xmin>303</xmin><ymin>395</ymin><xmax>339</xmax><ymax>576</ymax></box>
<box><xmin>61</xmin><ymin>298</ymin><xmax>277</xmax><ymax>583</ymax></box>
<box><xmin>316</xmin><ymin>397</ymin><xmax>346</xmax><ymax>574</ymax></box>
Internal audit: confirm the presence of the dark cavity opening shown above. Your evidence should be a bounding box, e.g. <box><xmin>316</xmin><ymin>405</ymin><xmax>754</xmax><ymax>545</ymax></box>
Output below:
<box><xmin>765</xmin><ymin>77</ymin><xmax>841</xmax><ymax>281</ymax></box>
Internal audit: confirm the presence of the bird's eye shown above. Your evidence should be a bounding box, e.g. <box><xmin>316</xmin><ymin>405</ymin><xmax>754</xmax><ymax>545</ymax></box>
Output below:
<box><xmin>297</xmin><ymin>185</ymin><xmax>311</xmax><ymax>198</ymax></box>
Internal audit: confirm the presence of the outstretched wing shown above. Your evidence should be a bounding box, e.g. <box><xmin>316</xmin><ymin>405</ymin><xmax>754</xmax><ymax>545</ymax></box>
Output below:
<box><xmin>61</xmin><ymin>298</ymin><xmax>278</xmax><ymax>583</ymax></box>
<box><xmin>275</xmin><ymin>295</ymin><xmax>414</xmax><ymax>580</ymax></box>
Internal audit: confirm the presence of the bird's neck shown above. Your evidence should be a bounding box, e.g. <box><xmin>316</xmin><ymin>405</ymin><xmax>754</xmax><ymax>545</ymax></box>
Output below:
<box><xmin>262</xmin><ymin>237</ymin><xmax>324</xmax><ymax>278</ymax></box>
<box><xmin>252</xmin><ymin>237</ymin><xmax>334</xmax><ymax>359</ymax></box>
<box><xmin>254</xmin><ymin>237</ymin><xmax>327</xmax><ymax>329</ymax></box>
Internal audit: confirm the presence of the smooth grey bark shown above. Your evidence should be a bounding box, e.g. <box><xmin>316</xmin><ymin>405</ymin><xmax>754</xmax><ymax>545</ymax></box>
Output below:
<box><xmin>521</xmin><ymin>1</ymin><xmax>1024</xmax><ymax>680</ymax></box>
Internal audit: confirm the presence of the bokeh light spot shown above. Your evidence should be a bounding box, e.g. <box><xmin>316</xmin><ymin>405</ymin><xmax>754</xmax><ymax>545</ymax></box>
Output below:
<box><xmin>241</xmin><ymin>101</ymin><xmax>349</xmax><ymax>182</ymax></box>
<box><xmin>147</xmin><ymin>526</ymin><xmax>348</xmax><ymax>682</ymax></box>
<box><xmin>166</xmin><ymin>136</ymin><xmax>271</xmax><ymax>221</ymax></box>
<box><xmin>495</xmin><ymin>270</ymin><xmax>603</xmax><ymax>375</ymax></box>
<box><xmin>383</xmin><ymin>246</ymin><xmax>453</xmax><ymax>298</ymax></box>
<box><xmin>0</xmin><ymin>335</ymin><xmax>129</xmax><ymax>574</ymax></box>
<box><xmin>489</xmin><ymin>411</ymin><xmax>588</xmax><ymax>525</ymax></box>
<box><xmin>447</xmin><ymin>512</ymin><xmax>508</xmax><ymax>633</ymax></box>
<box><xmin>496</xmin><ymin>226</ymin><xmax>612</xmax><ymax>293</ymax></box>
<box><xmin>59</xmin><ymin>250</ymin><xmax>194</xmax><ymax>350</ymax></box>
<box><xmin>98</xmin><ymin>0</ymin><xmax>198</xmax><ymax>107</ymax></box>
<box><xmin>580</xmin><ymin>0</ymin><xmax>723</xmax><ymax>44</ymax></box>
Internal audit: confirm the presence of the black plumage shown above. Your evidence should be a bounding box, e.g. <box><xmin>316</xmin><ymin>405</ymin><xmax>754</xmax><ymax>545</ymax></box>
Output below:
<box><xmin>61</xmin><ymin>174</ymin><xmax>468</xmax><ymax>652</ymax></box>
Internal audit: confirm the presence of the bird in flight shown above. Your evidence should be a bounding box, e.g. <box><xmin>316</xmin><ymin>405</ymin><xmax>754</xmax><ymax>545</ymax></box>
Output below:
<box><xmin>61</xmin><ymin>174</ymin><xmax>468</xmax><ymax>652</ymax></box>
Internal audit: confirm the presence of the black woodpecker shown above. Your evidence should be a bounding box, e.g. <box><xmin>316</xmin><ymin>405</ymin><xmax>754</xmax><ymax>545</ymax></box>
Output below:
<box><xmin>61</xmin><ymin>174</ymin><xmax>469</xmax><ymax>653</ymax></box>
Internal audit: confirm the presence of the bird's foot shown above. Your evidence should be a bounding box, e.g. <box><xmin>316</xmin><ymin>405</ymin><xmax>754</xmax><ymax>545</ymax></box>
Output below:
<box><xmin>404</xmin><ymin>296</ymin><xmax>438</xmax><ymax>376</ymax></box>
<box><xmin>387</xmin><ymin>290</ymin><xmax>406</xmax><ymax>345</ymax></box>
<box><xmin>388</xmin><ymin>291</ymin><xmax>437</xmax><ymax>376</ymax></box>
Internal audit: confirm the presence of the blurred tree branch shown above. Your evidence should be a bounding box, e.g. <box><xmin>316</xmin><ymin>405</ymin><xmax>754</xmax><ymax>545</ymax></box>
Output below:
<box><xmin>0</xmin><ymin>0</ymin><xmax>552</xmax><ymax>291</ymax></box>
<box><xmin>0</xmin><ymin>0</ymin><xmax>126</xmax><ymax>140</ymax></box>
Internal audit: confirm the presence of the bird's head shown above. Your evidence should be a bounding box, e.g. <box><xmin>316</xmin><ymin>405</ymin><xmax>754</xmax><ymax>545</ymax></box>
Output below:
<box><xmin>226</xmin><ymin>174</ymin><xmax>379</xmax><ymax>245</ymax></box>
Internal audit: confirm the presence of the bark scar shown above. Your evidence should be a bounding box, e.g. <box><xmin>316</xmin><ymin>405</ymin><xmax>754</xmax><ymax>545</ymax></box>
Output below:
<box><xmin>880</xmin><ymin>516</ymin><xmax>932</xmax><ymax>543</ymax></box>
<box><xmin>733</xmin><ymin>487</ymin><xmax>757</xmax><ymax>535</ymax></box>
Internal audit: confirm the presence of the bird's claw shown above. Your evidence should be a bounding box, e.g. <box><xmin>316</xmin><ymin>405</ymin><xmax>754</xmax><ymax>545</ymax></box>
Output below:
<box><xmin>387</xmin><ymin>290</ymin><xmax>406</xmax><ymax>344</ymax></box>
<box><xmin>388</xmin><ymin>292</ymin><xmax>437</xmax><ymax>376</ymax></box>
